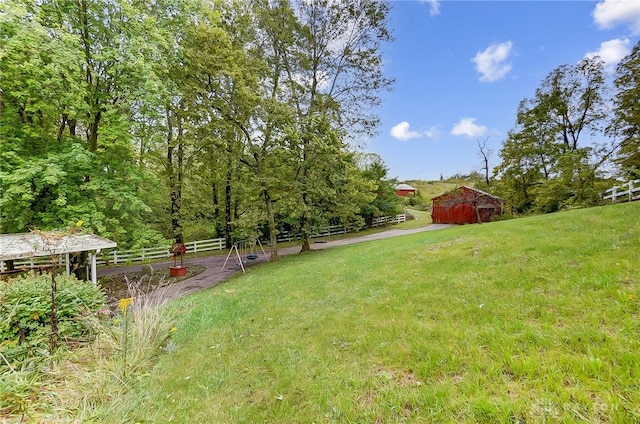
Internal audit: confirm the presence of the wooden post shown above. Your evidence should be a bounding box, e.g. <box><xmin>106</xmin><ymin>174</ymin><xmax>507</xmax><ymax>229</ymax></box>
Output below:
<box><xmin>90</xmin><ymin>252</ymin><xmax>97</xmax><ymax>285</ymax></box>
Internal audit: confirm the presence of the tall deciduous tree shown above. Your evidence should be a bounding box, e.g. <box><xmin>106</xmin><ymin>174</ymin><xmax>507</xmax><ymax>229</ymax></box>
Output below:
<box><xmin>495</xmin><ymin>57</ymin><xmax>609</xmax><ymax>213</ymax></box>
<box><xmin>0</xmin><ymin>1</ymin><xmax>165</xmax><ymax>247</ymax></box>
<box><xmin>611</xmin><ymin>40</ymin><xmax>640</xmax><ymax>179</ymax></box>
<box><xmin>256</xmin><ymin>0</ymin><xmax>393</xmax><ymax>252</ymax></box>
<box><xmin>177</xmin><ymin>3</ymin><xmax>262</xmax><ymax>247</ymax></box>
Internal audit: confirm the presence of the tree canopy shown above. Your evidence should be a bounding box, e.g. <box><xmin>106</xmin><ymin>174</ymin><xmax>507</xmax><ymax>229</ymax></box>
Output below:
<box><xmin>0</xmin><ymin>0</ymin><xmax>399</xmax><ymax>251</ymax></box>
<box><xmin>492</xmin><ymin>45</ymin><xmax>640</xmax><ymax>214</ymax></box>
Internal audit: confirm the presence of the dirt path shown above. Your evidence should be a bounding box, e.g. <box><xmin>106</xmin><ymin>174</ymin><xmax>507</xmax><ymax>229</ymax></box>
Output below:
<box><xmin>98</xmin><ymin>224</ymin><xmax>453</xmax><ymax>302</ymax></box>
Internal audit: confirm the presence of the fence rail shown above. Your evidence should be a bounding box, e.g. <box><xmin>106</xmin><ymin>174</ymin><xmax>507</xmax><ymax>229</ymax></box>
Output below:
<box><xmin>371</xmin><ymin>214</ymin><xmax>407</xmax><ymax>227</ymax></box>
<box><xmin>96</xmin><ymin>237</ymin><xmax>227</xmax><ymax>265</ymax></box>
<box><xmin>277</xmin><ymin>224</ymin><xmax>352</xmax><ymax>242</ymax></box>
<box><xmin>602</xmin><ymin>179</ymin><xmax>640</xmax><ymax>203</ymax></box>
<box><xmin>2</xmin><ymin>214</ymin><xmax>406</xmax><ymax>270</ymax></box>
<box><xmin>275</xmin><ymin>214</ymin><xmax>406</xmax><ymax>242</ymax></box>
<box><xmin>11</xmin><ymin>256</ymin><xmax>55</xmax><ymax>269</ymax></box>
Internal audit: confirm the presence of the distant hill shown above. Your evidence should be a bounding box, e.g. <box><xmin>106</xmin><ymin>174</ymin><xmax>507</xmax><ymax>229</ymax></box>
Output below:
<box><xmin>402</xmin><ymin>179</ymin><xmax>477</xmax><ymax>203</ymax></box>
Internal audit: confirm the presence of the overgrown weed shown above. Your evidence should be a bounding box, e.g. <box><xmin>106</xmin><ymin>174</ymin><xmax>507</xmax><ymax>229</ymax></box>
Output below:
<box><xmin>2</xmin><ymin>277</ymin><xmax>177</xmax><ymax>422</ymax></box>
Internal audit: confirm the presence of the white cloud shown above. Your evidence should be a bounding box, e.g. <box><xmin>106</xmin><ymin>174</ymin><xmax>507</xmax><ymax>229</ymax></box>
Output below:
<box><xmin>390</xmin><ymin>122</ymin><xmax>439</xmax><ymax>142</ymax></box>
<box><xmin>390</xmin><ymin>121</ymin><xmax>423</xmax><ymax>141</ymax></box>
<box><xmin>593</xmin><ymin>0</ymin><xmax>640</xmax><ymax>34</ymax></box>
<box><xmin>451</xmin><ymin>118</ymin><xmax>488</xmax><ymax>137</ymax></box>
<box><xmin>472</xmin><ymin>41</ymin><xmax>514</xmax><ymax>82</ymax></box>
<box><xmin>424</xmin><ymin>126</ymin><xmax>441</xmax><ymax>139</ymax></box>
<box><xmin>585</xmin><ymin>38</ymin><xmax>631</xmax><ymax>70</ymax></box>
<box><xmin>419</xmin><ymin>0</ymin><xmax>441</xmax><ymax>17</ymax></box>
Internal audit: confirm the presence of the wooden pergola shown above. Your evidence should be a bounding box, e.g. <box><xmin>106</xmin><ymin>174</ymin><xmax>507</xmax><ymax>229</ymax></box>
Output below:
<box><xmin>0</xmin><ymin>232</ymin><xmax>117</xmax><ymax>284</ymax></box>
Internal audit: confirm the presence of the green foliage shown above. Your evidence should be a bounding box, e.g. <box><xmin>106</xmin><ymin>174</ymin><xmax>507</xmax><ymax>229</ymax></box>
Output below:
<box><xmin>358</xmin><ymin>153</ymin><xmax>402</xmax><ymax>219</ymax></box>
<box><xmin>0</xmin><ymin>1</ymin><xmax>166</xmax><ymax>248</ymax></box>
<box><xmin>0</xmin><ymin>0</ymin><xmax>394</xmax><ymax>253</ymax></box>
<box><xmin>249</xmin><ymin>0</ymin><xmax>393</xmax><ymax>251</ymax></box>
<box><xmin>494</xmin><ymin>57</ymin><xmax>609</xmax><ymax>213</ymax></box>
<box><xmin>612</xmin><ymin>40</ymin><xmax>640</xmax><ymax>179</ymax></box>
<box><xmin>0</xmin><ymin>368</ymin><xmax>44</xmax><ymax>418</ymax></box>
<box><xmin>0</xmin><ymin>280</ymin><xmax>178</xmax><ymax>421</ymax></box>
<box><xmin>0</xmin><ymin>273</ymin><xmax>106</xmax><ymax>368</ymax></box>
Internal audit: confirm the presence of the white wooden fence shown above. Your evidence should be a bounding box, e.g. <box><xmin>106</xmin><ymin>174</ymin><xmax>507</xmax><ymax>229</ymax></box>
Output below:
<box><xmin>5</xmin><ymin>214</ymin><xmax>406</xmax><ymax>268</ymax></box>
<box><xmin>276</xmin><ymin>214</ymin><xmax>407</xmax><ymax>242</ymax></box>
<box><xmin>371</xmin><ymin>214</ymin><xmax>407</xmax><ymax>227</ymax></box>
<box><xmin>602</xmin><ymin>179</ymin><xmax>640</xmax><ymax>203</ymax></box>
<box><xmin>96</xmin><ymin>238</ymin><xmax>226</xmax><ymax>265</ymax></box>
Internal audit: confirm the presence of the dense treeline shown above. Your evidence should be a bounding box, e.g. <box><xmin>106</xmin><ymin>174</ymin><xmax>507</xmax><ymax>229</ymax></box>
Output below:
<box><xmin>489</xmin><ymin>43</ymin><xmax>640</xmax><ymax>214</ymax></box>
<box><xmin>0</xmin><ymin>0</ymin><xmax>400</xmax><ymax>257</ymax></box>
<box><xmin>3</xmin><ymin>0</ymin><xmax>638</xmax><ymax>250</ymax></box>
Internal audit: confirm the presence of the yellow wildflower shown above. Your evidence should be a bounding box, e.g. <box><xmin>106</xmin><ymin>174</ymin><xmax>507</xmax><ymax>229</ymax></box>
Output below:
<box><xmin>118</xmin><ymin>297</ymin><xmax>135</xmax><ymax>317</ymax></box>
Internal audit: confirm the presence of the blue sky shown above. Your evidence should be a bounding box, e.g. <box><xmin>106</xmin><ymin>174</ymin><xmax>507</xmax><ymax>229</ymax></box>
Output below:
<box><xmin>365</xmin><ymin>0</ymin><xmax>640</xmax><ymax>181</ymax></box>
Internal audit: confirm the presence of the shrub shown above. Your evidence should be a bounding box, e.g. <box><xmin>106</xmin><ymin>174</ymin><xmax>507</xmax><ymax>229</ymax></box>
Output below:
<box><xmin>0</xmin><ymin>273</ymin><xmax>107</xmax><ymax>367</ymax></box>
<box><xmin>39</xmin><ymin>282</ymin><xmax>178</xmax><ymax>421</ymax></box>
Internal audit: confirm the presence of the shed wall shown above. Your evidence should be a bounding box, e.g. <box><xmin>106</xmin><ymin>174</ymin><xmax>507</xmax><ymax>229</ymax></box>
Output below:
<box><xmin>431</xmin><ymin>187</ymin><xmax>502</xmax><ymax>224</ymax></box>
<box><xmin>395</xmin><ymin>189</ymin><xmax>415</xmax><ymax>197</ymax></box>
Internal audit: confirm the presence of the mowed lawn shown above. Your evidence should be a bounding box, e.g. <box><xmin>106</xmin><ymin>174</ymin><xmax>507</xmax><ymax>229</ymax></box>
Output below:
<box><xmin>140</xmin><ymin>202</ymin><xmax>639</xmax><ymax>423</ymax></box>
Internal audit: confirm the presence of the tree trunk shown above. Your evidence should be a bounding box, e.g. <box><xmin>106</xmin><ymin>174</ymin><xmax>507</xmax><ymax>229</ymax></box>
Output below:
<box><xmin>69</xmin><ymin>119</ymin><xmax>76</xmax><ymax>137</ymax></box>
<box><xmin>224</xmin><ymin>153</ymin><xmax>233</xmax><ymax>249</ymax></box>
<box><xmin>212</xmin><ymin>182</ymin><xmax>220</xmax><ymax>220</ymax></box>
<box><xmin>167</xmin><ymin>107</ymin><xmax>183</xmax><ymax>244</ymax></box>
<box><xmin>300</xmin><ymin>190</ymin><xmax>311</xmax><ymax>252</ymax></box>
<box><xmin>300</xmin><ymin>223</ymin><xmax>311</xmax><ymax>252</ymax></box>
<box><xmin>262</xmin><ymin>184</ymin><xmax>278</xmax><ymax>262</ymax></box>
<box><xmin>300</xmin><ymin>133</ymin><xmax>311</xmax><ymax>252</ymax></box>
<box><xmin>473</xmin><ymin>203</ymin><xmax>482</xmax><ymax>224</ymax></box>
<box><xmin>87</xmin><ymin>109</ymin><xmax>101</xmax><ymax>152</ymax></box>
<box><xmin>57</xmin><ymin>113</ymin><xmax>68</xmax><ymax>142</ymax></box>
<box><xmin>483</xmin><ymin>156</ymin><xmax>489</xmax><ymax>184</ymax></box>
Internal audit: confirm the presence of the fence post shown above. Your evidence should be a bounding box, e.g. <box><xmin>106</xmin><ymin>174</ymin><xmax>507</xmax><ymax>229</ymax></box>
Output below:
<box><xmin>113</xmin><ymin>250</ymin><xmax>118</xmax><ymax>264</ymax></box>
<box><xmin>611</xmin><ymin>186</ymin><xmax>617</xmax><ymax>202</ymax></box>
<box><xmin>629</xmin><ymin>181</ymin><xmax>634</xmax><ymax>202</ymax></box>
<box><xmin>193</xmin><ymin>240</ymin><xmax>198</xmax><ymax>254</ymax></box>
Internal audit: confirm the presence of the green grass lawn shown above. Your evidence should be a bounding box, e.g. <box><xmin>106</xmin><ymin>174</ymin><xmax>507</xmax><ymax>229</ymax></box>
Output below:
<box><xmin>399</xmin><ymin>207</ymin><xmax>432</xmax><ymax>229</ymax></box>
<box><xmin>138</xmin><ymin>202</ymin><xmax>639</xmax><ymax>423</ymax></box>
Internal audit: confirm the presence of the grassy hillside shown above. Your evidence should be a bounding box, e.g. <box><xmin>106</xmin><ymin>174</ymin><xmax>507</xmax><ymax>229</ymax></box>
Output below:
<box><xmin>140</xmin><ymin>202</ymin><xmax>639</xmax><ymax>422</ymax></box>
<box><xmin>404</xmin><ymin>179</ymin><xmax>469</xmax><ymax>201</ymax></box>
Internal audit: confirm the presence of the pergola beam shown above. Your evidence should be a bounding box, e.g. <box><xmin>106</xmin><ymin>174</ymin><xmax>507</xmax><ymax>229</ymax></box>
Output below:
<box><xmin>0</xmin><ymin>232</ymin><xmax>116</xmax><ymax>283</ymax></box>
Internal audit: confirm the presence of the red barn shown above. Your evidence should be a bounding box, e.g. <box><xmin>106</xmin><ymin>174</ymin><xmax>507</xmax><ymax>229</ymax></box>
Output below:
<box><xmin>395</xmin><ymin>183</ymin><xmax>416</xmax><ymax>197</ymax></box>
<box><xmin>431</xmin><ymin>186</ymin><xmax>502</xmax><ymax>224</ymax></box>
